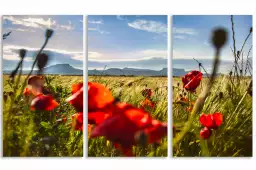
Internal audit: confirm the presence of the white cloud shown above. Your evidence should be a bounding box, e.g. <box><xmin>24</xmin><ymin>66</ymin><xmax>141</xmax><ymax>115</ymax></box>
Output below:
<box><xmin>173</xmin><ymin>27</ymin><xmax>197</xmax><ymax>35</ymax></box>
<box><xmin>174</xmin><ymin>35</ymin><xmax>186</xmax><ymax>39</ymax></box>
<box><xmin>71</xmin><ymin>54</ymin><xmax>84</xmax><ymax>61</ymax></box>
<box><xmin>4</xmin><ymin>16</ymin><xmax>56</xmax><ymax>29</ymax></box>
<box><xmin>135</xmin><ymin>49</ymin><xmax>167</xmax><ymax>59</ymax></box>
<box><xmin>88</xmin><ymin>52</ymin><xmax>103</xmax><ymax>59</ymax></box>
<box><xmin>88</xmin><ymin>27</ymin><xmax>110</xmax><ymax>34</ymax></box>
<box><xmin>5</xmin><ymin>27</ymin><xmax>36</xmax><ymax>32</ymax></box>
<box><xmin>58</xmin><ymin>20</ymin><xmax>74</xmax><ymax>31</ymax></box>
<box><xmin>4</xmin><ymin>16</ymin><xmax>74</xmax><ymax>31</ymax></box>
<box><xmin>88</xmin><ymin>20</ymin><xmax>103</xmax><ymax>24</ymax></box>
<box><xmin>128</xmin><ymin>19</ymin><xmax>167</xmax><ymax>34</ymax></box>
<box><xmin>172</xmin><ymin>50</ymin><xmax>233</xmax><ymax>61</ymax></box>
<box><xmin>22</xmin><ymin>17</ymin><xmax>56</xmax><ymax>28</ymax></box>
<box><xmin>88</xmin><ymin>49</ymin><xmax>166</xmax><ymax>62</ymax></box>
<box><xmin>116</xmin><ymin>15</ymin><xmax>126</xmax><ymax>21</ymax></box>
<box><xmin>3</xmin><ymin>45</ymin><xmax>82</xmax><ymax>61</ymax></box>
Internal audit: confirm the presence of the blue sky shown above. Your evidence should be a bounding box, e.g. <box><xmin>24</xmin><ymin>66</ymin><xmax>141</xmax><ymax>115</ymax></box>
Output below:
<box><xmin>3</xmin><ymin>15</ymin><xmax>83</xmax><ymax>70</ymax></box>
<box><xmin>173</xmin><ymin>15</ymin><xmax>252</xmax><ymax>73</ymax></box>
<box><xmin>88</xmin><ymin>15</ymin><xmax>167</xmax><ymax>70</ymax></box>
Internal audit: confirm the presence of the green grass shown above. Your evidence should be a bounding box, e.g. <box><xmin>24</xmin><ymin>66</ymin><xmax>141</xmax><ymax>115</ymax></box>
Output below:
<box><xmin>3</xmin><ymin>75</ymin><xmax>83</xmax><ymax>157</ymax></box>
<box><xmin>88</xmin><ymin>76</ymin><xmax>168</xmax><ymax>157</ymax></box>
<box><xmin>172</xmin><ymin>75</ymin><xmax>252</xmax><ymax>157</ymax></box>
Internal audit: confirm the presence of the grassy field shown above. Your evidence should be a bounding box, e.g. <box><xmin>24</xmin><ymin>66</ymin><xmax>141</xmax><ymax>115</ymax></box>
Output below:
<box><xmin>172</xmin><ymin>75</ymin><xmax>252</xmax><ymax>157</ymax></box>
<box><xmin>3</xmin><ymin>75</ymin><xmax>83</xmax><ymax>157</ymax></box>
<box><xmin>88</xmin><ymin>76</ymin><xmax>168</xmax><ymax>157</ymax></box>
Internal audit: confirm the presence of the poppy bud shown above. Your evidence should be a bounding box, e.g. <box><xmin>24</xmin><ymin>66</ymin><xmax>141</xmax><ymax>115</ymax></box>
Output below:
<box><xmin>219</xmin><ymin>92</ymin><xmax>223</xmax><ymax>99</ymax></box>
<box><xmin>211</xmin><ymin>28</ymin><xmax>228</xmax><ymax>49</ymax></box>
<box><xmin>200</xmin><ymin>127</ymin><xmax>212</xmax><ymax>139</ymax></box>
<box><xmin>37</xmin><ymin>53</ymin><xmax>49</xmax><ymax>71</ymax></box>
<box><xmin>229</xmin><ymin>71</ymin><xmax>233</xmax><ymax>76</ymax></box>
<box><xmin>46</xmin><ymin>29</ymin><xmax>54</xmax><ymax>38</ymax></box>
<box><xmin>19</xmin><ymin>49</ymin><xmax>27</xmax><ymax>59</ymax></box>
<box><xmin>237</xmin><ymin>50</ymin><xmax>240</xmax><ymax>57</ymax></box>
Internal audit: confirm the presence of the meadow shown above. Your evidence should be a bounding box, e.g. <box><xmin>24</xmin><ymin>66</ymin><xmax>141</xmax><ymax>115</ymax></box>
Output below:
<box><xmin>88</xmin><ymin>76</ymin><xmax>168</xmax><ymax>157</ymax></box>
<box><xmin>172</xmin><ymin>75</ymin><xmax>252</xmax><ymax>157</ymax></box>
<box><xmin>3</xmin><ymin>75</ymin><xmax>83</xmax><ymax>157</ymax></box>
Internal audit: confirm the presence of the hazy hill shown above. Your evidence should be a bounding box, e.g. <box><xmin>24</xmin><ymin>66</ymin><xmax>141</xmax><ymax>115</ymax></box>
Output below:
<box><xmin>3</xmin><ymin>64</ymin><xmax>83</xmax><ymax>75</ymax></box>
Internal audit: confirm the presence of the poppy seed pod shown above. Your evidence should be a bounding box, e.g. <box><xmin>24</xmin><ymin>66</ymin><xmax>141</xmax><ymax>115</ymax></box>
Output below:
<box><xmin>46</xmin><ymin>29</ymin><xmax>54</xmax><ymax>38</ymax></box>
<box><xmin>237</xmin><ymin>51</ymin><xmax>240</xmax><ymax>57</ymax></box>
<box><xmin>211</xmin><ymin>28</ymin><xmax>228</xmax><ymax>49</ymax></box>
<box><xmin>219</xmin><ymin>92</ymin><xmax>223</xmax><ymax>99</ymax></box>
<box><xmin>37</xmin><ymin>53</ymin><xmax>49</xmax><ymax>70</ymax></box>
<box><xmin>19</xmin><ymin>49</ymin><xmax>27</xmax><ymax>59</ymax></box>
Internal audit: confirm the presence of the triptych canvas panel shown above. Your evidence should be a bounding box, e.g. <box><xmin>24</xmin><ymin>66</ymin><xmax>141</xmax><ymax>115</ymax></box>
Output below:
<box><xmin>1</xmin><ymin>15</ymin><xmax>252</xmax><ymax>157</ymax></box>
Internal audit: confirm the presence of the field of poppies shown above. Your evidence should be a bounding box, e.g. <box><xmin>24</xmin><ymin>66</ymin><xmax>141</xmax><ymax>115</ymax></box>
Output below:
<box><xmin>88</xmin><ymin>76</ymin><xmax>168</xmax><ymax>157</ymax></box>
<box><xmin>3</xmin><ymin>75</ymin><xmax>84</xmax><ymax>157</ymax></box>
<box><xmin>172</xmin><ymin>26</ymin><xmax>252</xmax><ymax>157</ymax></box>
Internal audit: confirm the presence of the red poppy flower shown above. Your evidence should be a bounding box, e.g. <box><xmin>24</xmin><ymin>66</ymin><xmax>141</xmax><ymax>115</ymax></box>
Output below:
<box><xmin>28</xmin><ymin>75</ymin><xmax>44</xmax><ymax>87</ymax></box>
<box><xmin>88</xmin><ymin>111</ymin><xmax>112</xmax><ymax>125</ymax></box>
<box><xmin>141</xmin><ymin>89</ymin><xmax>153</xmax><ymax>98</ymax></box>
<box><xmin>66</xmin><ymin>83</ymin><xmax>83</xmax><ymax>112</ymax></box>
<box><xmin>140</xmin><ymin>98</ymin><xmax>155</xmax><ymax>109</ymax></box>
<box><xmin>88</xmin><ymin>124</ymin><xmax>92</xmax><ymax>134</ymax></box>
<box><xmin>72</xmin><ymin>82</ymin><xmax>83</xmax><ymax>94</ymax></box>
<box><xmin>90</xmin><ymin>103</ymin><xmax>152</xmax><ymax>152</ymax></box>
<box><xmin>31</xmin><ymin>94</ymin><xmax>58</xmax><ymax>111</ymax></box>
<box><xmin>200</xmin><ymin>127</ymin><xmax>212</xmax><ymax>139</ymax></box>
<box><xmin>88</xmin><ymin>82</ymin><xmax>114</xmax><ymax>112</ymax></box>
<box><xmin>144</xmin><ymin>120</ymin><xmax>167</xmax><ymax>144</ymax></box>
<box><xmin>90</xmin><ymin>103</ymin><xmax>167</xmax><ymax>155</ymax></box>
<box><xmin>72</xmin><ymin>112</ymin><xmax>83</xmax><ymax>131</ymax></box>
<box><xmin>182</xmin><ymin>70</ymin><xmax>203</xmax><ymax>92</ymax></box>
<box><xmin>200</xmin><ymin>112</ymin><xmax>223</xmax><ymax>129</ymax></box>
<box><xmin>23</xmin><ymin>87</ymin><xmax>31</xmax><ymax>96</ymax></box>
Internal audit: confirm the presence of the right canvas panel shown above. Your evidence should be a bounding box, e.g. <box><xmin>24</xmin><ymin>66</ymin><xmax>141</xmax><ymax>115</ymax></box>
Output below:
<box><xmin>172</xmin><ymin>15</ymin><xmax>252</xmax><ymax>157</ymax></box>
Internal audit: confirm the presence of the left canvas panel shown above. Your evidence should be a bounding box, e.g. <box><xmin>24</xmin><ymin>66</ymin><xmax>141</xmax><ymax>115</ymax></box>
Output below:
<box><xmin>2</xmin><ymin>15</ymin><xmax>84</xmax><ymax>157</ymax></box>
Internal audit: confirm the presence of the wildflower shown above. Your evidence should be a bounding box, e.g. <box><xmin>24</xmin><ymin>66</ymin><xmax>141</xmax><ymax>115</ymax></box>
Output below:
<box><xmin>88</xmin><ymin>82</ymin><xmax>114</xmax><ymax>112</ymax></box>
<box><xmin>143</xmin><ymin>120</ymin><xmax>167</xmax><ymax>144</ymax></box>
<box><xmin>27</xmin><ymin>76</ymin><xmax>45</xmax><ymax>95</ymax></box>
<box><xmin>141</xmin><ymin>88</ymin><xmax>153</xmax><ymax>98</ymax></box>
<box><xmin>31</xmin><ymin>94</ymin><xmax>58</xmax><ymax>111</ymax></box>
<box><xmin>88</xmin><ymin>111</ymin><xmax>112</xmax><ymax>125</ymax></box>
<box><xmin>90</xmin><ymin>103</ymin><xmax>167</xmax><ymax>156</ymax></box>
<box><xmin>66</xmin><ymin>83</ymin><xmax>83</xmax><ymax>112</ymax></box>
<box><xmin>199</xmin><ymin>112</ymin><xmax>223</xmax><ymax>129</ymax></box>
<box><xmin>72</xmin><ymin>112</ymin><xmax>83</xmax><ymax>131</ymax></box>
<box><xmin>140</xmin><ymin>98</ymin><xmax>155</xmax><ymax>109</ymax></box>
<box><xmin>182</xmin><ymin>70</ymin><xmax>203</xmax><ymax>92</ymax></box>
<box><xmin>23</xmin><ymin>87</ymin><xmax>31</xmax><ymax>96</ymax></box>
<box><xmin>200</xmin><ymin>127</ymin><xmax>212</xmax><ymax>139</ymax></box>
<box><xmin>90</xmin><ymin>103</ymin><xmax>152</xmax><ymax>154</ymax></box>
<box><xmin>71</xmin><ymin>82</ymin><xmax>83</xmax><ymax>94</ymax></box>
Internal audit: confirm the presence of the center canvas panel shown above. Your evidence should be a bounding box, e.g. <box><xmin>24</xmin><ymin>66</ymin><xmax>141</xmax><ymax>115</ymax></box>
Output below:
<box><xmin>87</xmin><ymin>15</ymin><xmax>168</xmax><ymax>157</ymax></box>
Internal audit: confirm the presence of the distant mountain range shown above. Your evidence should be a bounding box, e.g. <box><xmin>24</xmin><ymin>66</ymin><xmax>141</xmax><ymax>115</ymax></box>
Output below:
<box><xmin>89</xmin><ymin>67</ymin><xmax>168</xmax><ymax>76</ymax></box>
<box><xmin>3</xmin><ymin>63</ymin><xmax>196</xmax><ymax>76</ymax></box>
<box><xmin>3</xmin><ymin>64</ymin><xmax>83</xmax><ymax>75</ymax></box>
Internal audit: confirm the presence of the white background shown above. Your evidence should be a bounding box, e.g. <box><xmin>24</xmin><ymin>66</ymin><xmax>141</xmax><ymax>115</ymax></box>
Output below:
<box><xmin>0</xmin><ymin>0</ymin><xmax>255</xmax><ymax>170</ymax></box>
